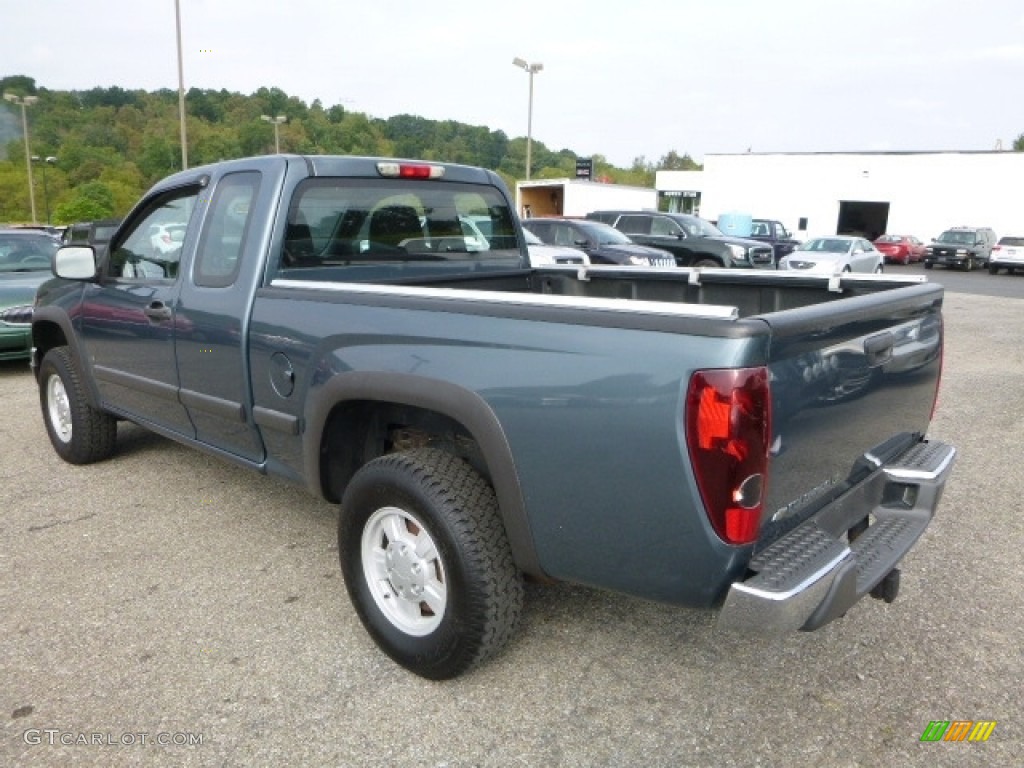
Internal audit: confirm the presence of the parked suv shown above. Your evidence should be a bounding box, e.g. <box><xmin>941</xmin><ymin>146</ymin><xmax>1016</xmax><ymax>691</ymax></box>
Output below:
<box><xmin>988</xmin><ymin>235</ymin><xmax>1024</xmax><ymax>275</ymax></box>
<box><xmin>923</xmin><ymin>226</ymin><xmax>996</xmax><ymax>271</ymax></box>
<box><xmin>62</xmin><ymin>218</ymin><xmax>122</xmax><ymax>252</ymax></box>
<box><xmin>521</xmin><ymin>218</ymin><xmax>674</xmax><ymax>267</ymax></box>
<box><xmin>586</xmin><ymin>211</ymin><xmax>775</xmax><ymax>269</ymax></box>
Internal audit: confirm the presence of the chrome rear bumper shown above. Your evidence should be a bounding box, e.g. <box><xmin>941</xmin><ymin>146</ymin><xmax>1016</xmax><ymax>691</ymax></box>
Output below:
<box><xmin>718</xmin><ymin>440</ymin><xmax>956</xmax><ymax>633</ymax></box>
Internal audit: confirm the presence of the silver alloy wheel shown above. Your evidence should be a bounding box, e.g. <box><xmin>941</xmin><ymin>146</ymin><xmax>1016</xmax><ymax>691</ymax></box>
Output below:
<box><xmin>361</xmin><ymin>505</ymin><xmax>446</xmax><ymax>636</ymax></box>
<box><xmin>46</xmin><ymin>373</ymin><xmax>73</xmax><ymax>444</ymax></box>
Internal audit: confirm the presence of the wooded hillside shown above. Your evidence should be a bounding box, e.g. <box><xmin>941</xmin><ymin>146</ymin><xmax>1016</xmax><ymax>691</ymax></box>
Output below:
<box><xmin>1</xmin><ymin>75</ymin><xmax>700</xmax><ymax>224</ymax></box>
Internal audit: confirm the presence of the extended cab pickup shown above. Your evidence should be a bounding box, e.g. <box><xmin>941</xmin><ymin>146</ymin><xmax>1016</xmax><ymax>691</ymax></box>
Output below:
<box><xmin>32</xmin><ymin>155</ymin><xmax>956</xmax><ymax>679</ymax></box>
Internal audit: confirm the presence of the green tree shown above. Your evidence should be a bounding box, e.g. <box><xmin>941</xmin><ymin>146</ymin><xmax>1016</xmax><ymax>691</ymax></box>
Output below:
<box><xmin>54</xmin><ymin>180</ymin><xmax>115</xmax><ymax>222</ymax></box>
<box><xmin>1013</xmin><ymin>133</ymin><xmax>1024</xmax><ymax>151</ymax></box>
<box><xmin>657</xmin><ymin>150</ymin><xmax>701</xmax><ymax>171</ymax></box>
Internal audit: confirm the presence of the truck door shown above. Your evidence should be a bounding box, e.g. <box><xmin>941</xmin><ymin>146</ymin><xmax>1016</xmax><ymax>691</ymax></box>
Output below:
<box><xmin>173</xmin><ymin>171</ymin><xmax>266</xmax><ymax>462</ymax></box>
<box><xmin>79</xmin><ymin>184</ymin><xmax>201</xmax><ymax>436</ymax></box>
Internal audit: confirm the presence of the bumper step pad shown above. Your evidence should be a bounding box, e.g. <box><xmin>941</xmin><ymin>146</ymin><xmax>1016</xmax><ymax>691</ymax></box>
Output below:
<box><xmin>718</xmin><ymin>441</ymin><xmax>955</xmax><ymax>633</ymax></box>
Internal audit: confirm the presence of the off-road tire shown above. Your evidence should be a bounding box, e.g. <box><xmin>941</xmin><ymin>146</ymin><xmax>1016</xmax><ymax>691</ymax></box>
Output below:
<box><xmin>38</xmin><ymin>346</ymin><xmax>117</xmax><ymax>464</ymax></box>
<box><xmin>338</xmin><ymin>448</ymin><xmax>523</xmax><ymax>679</ymax></box>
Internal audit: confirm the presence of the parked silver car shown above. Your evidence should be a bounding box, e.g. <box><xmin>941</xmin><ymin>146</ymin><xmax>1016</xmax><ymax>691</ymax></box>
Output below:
<box><xmin>779</xmin><ymin>236</ymin><xmax>884</xmax><ymax>274</ymax></box>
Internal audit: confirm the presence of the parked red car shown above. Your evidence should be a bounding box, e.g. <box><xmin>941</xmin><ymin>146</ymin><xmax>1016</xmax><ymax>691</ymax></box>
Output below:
<box><xmin>874</xmin><ymin>234</ymin><xmax>926</xmax><ymax>265</ymax></box>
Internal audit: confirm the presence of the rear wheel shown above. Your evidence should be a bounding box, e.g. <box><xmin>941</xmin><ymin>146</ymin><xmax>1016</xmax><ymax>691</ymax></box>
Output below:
<box><xmin>338</xmin><ymin>448</ymin><xmax>523</xmax><ymax>679</ymax></box>
<box><xmin>988</xmin><ymin>264</ymin><xmax>999</xmax><ymax>275</ymax></box>
<box><xmin>38</xmin><ymin>347</ymin><xmax>117</xmax><ymax>464</ymax></box>
<box><xmin>924</xmin><ymin>261</ymin><xmax>934</xmax><ymax>270</ymax></box>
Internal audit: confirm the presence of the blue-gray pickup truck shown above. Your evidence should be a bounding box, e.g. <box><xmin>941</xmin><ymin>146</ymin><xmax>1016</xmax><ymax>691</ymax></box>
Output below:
<box><xmin>31</xmin><ymin>155</ymin><xmax>956</xmax><ymax>679</ymax></box>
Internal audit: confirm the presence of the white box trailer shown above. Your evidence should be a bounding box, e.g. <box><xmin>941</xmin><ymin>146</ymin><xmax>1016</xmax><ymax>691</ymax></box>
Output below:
<box><xmin>515</xmin><ymin>179</ymin><xmax>657</xmax><ymax>219</ymax></box>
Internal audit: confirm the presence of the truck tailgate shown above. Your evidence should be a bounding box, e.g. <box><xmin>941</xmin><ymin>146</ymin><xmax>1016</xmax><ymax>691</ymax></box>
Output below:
<box><xmin>720</xmin><ymin>281</ymin><xmax>956</xmax><ymax>631</ymax></box>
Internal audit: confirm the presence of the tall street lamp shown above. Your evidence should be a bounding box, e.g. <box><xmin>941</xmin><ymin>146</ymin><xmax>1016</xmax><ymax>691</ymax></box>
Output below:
<box><xmin>175</xmin><ymin>0</ymin><xmax>188</xmax><ymax>169</ymax></box>
<box><xmin>32</xmin><ymin>155</ymin><xmax>58</xmax><ymax>225</ymax></box>
<box><xmin>4</xmin><ymin>92</ymin><xmax>39</xmax><ymax>224</ymax></box>
<box><xmin>512</xmin><ymin>58</ymin><xmax>543</xmax><ymax>180</ymax></box>
<box><xmin>261</xmin><ymin>114</ymin><xmax>287</xmax><ymax>154</ymax></box>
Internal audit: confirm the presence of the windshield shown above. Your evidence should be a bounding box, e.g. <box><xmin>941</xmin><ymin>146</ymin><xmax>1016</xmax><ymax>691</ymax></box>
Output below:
<box><xmin>683</xmin><ymin>217</ymin><xmax>724</xmax><ymax>237</ymax></box>
<box><xmin>0</xmin><ymin>233</ymin><xmax>59</xmax><ymax>273</ymax></box>
<box><xmin>577</xmin><ymin>221</ymin><xmax>633</xmax><ymax>245</ymax></box>
<box><xmin>796</xmin><ymin>238</ymin><xmax>850</xmax><ymax>254</ymax></box>
<box><xmin>936</xmin><ymin>230</ymin><xmax>975</xmax><ymax>245</ymax></box>
<box><xmin>876</xmin><ymin>235</ymin><xmax>902</xmax><ymax>243</ymax></box>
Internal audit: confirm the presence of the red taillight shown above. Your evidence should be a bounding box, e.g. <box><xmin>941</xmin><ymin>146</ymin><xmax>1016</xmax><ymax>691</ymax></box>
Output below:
<box><xmin>686</xmin><ymin>367</ymin><xmax>771</xmax><ymax>546</ymax></box>
<box><xmin>930</xmin><ymin>315</ymin><xmax>944</xmax><ymax>422</ymax></box>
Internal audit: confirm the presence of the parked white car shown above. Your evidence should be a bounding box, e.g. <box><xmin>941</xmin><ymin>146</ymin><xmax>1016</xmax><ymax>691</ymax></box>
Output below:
<box><xmin>149</xmin><ymin>223</ymin><xmax>187</xmax><ymax>256</ymax></box>
<box><xmin>987</xmin><ymin>236</ymin><xmax>1024</xmax><ymax>275</ymax></box>
<box><xmin>522</xmin><ymin>228</ymin><xmax>590</xmax><ymax>266</ymax></box>
<box><xmin>779</xmin><ymin>236</ymin><xmax>884</xmax><ymax>274</ymax></box>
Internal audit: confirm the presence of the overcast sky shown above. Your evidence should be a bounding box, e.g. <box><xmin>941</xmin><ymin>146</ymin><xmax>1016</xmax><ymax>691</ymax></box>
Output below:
<box><xmin>5</xmin><ymin>0</ymin><xmax>1024</xmax><ymax>166</ymax></box>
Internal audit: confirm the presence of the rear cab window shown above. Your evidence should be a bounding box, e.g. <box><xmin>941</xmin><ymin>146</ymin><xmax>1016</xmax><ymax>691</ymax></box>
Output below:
<box><xmin>276</xmin><ymin>178</ymin><xmax>522</xmax><ymax>283</ymax></box>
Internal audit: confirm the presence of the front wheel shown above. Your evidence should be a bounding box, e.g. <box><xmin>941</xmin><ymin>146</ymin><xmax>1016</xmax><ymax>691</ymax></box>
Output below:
<box><xmin>924</xmin><ymin>261</ymin><xmax>934</xmax><ymax>270</ymax></box>
<box><xmin>338</xmin><ymin>448</ymin><xmax>523</xmax><ymax>679</ymax></box>
<box><xmin>38</xmin><ymin>347</ymin><xmax>117</xmax><ymax>464</ymax></box>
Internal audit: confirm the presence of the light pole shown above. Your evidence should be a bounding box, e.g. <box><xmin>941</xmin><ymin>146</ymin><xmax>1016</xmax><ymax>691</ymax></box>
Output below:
<box><xmin>4</xmin><ymin>92</ymin><xmax>39</xmax><ymax>224</ymax></box>
<box><xmin>175</xmin><ymin>0</ymin><xmax>188</xmax><ymax>169</ymax></box>
<box><xmin>32</xmin><ymin>155</ymin><xmax>57</xmax><ymax>225</ymax></box>
<box><xmin>512</xmin><ymin>58</ymin><xmax>543</xmax><ymax>180</ymax></box>
<box><xmin>261</xmin><ymin>114</ymin><xmax>287</xmax><ymax>154</ymax></box>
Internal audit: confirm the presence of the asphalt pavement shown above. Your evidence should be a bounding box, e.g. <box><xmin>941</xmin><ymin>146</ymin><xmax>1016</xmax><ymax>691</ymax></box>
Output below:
<box><xmin>1</xmin><ymin>290</ymin><xmax>1022</xmax><ymax>767</ymax></box>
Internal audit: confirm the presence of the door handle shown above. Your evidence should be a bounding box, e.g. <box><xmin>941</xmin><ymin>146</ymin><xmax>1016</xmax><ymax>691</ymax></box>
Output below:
<box><xmin>144</xmin><ymin>301</ymin><xmax>172</xmax><ymax>321</ymax></box>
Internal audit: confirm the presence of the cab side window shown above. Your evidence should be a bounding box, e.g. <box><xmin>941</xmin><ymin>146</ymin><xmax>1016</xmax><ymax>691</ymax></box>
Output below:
<box><xmin>651</xmin><ymin>216</ymin><xmax>681</xmax><ymax>237</ymax></box>
<box><xmin>107</xmin><ymin>187</ymin><xmax>199</xmax><ymax>281</ymax></box>
<box><xmin>194</xmin><ymin>172</ymin><xmax>261</xmax><ymax>288</ymax></box>
<box><xmin>617</xmin><ymin>215</ymin><xmax>650</xmax><ymax>236</ymax></box>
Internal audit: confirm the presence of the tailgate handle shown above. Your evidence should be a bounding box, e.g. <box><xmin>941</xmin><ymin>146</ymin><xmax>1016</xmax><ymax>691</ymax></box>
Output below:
<box><xmin>863</xmin><ymin>332</ymin><xmax>893</xmax><ymax>366</ymax></box>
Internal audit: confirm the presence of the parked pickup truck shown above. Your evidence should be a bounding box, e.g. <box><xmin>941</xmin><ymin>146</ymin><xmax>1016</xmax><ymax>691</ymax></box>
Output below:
<box><xmin>32</xmin><ymin>154</ymin><xmax>956</xmax><ymax>679</ymax></box>
<box><xmin>750</xmin><ymin>218</ymin><xmax>802</xmax><ymax>263</ymax></box>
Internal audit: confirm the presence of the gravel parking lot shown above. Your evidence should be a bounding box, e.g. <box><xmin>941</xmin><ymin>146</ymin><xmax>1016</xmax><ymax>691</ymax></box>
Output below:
<box><xmin>2</xmin><ymin>291</ymin><xmax>1021</xmax><ymax>767</ymax></box>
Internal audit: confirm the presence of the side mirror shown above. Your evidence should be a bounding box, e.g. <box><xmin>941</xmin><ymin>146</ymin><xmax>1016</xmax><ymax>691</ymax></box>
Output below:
<box><xmin>53</xmin><ymin>245</ymin><xmax>98</xmax><ymax>280</ymax></box>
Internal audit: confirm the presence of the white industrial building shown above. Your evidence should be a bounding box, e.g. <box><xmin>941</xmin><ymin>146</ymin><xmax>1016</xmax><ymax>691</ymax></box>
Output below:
<box><xmin>657</xmin><ymin>151</ymin><xmax>1024</xmax><ymax>242</ymax></box>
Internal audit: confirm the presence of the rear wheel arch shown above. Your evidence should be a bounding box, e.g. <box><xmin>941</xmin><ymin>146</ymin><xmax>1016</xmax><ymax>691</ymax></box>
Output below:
<box><xmin>307</xmin><ymin>372</ymin><xmax>543</xmax><ymax>578</ymax></box>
